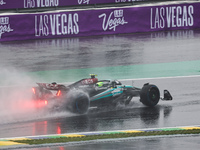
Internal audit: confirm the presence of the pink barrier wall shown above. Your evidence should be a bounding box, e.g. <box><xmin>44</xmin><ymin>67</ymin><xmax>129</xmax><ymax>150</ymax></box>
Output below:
<box><xmin>0</xmin><ymin>2</ymin><xmax>200</xmax><ymax>42</ymax></box>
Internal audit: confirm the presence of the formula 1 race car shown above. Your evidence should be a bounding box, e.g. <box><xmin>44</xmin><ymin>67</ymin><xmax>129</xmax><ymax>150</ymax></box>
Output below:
<box><xmin>32</xmin><ymin>74</ymin><xmax>172</xmax><ymax>114</ymax></box>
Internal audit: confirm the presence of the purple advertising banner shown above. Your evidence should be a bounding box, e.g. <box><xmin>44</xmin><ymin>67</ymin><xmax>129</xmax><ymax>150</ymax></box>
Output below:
<box><xmin>0</xmin><ymin>0</ymin><xmax>147</xmax><ymax>10</ymax></box>
<box><xmin>0</xmin><ymin>2</ymin><xmax>200</xmax><ymax>42</ymax></box>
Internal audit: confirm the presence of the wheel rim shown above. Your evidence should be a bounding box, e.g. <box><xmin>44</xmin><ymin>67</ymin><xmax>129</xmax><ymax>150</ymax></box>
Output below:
<box><xmin>75</xmin><ymin>97</ymin><xmax>89</xmax><ymax>114</ymax></box>
<box><xmin>149</xmin><ymin>87</ymin><xmax>159</xmax><ymax>103</ymax></box>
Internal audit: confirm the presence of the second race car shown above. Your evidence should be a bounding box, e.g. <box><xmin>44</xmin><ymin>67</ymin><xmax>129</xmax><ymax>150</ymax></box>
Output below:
<box><xmin>32</xmin><ymin>74</ymin><xmax>172</xmax><ymax>114</ymax></box>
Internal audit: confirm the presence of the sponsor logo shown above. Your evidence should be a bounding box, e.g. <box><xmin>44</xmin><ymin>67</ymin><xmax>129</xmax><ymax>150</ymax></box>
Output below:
<box><xmin>81</xmin><ymin>79</ymin><xmax>94</xmax><ymax>85</ymax></box>
<box><xmin>111</xmin><ymin>88</ymin><xmax>122</xmax><ymax>97</ymax></box>
<box><xmin>150</xmin><ymin>5</ymin><xmax>194</xmax><ymax>29</ymax></box>
<box><xmin>78</xmin><ymin>0</ymin><xmax>90</xmax><ymax>5</ymax></box>
<box><xmin>99</xmin><ymin>9</ymin><xmax>128</xmax><ymax>31</ymax></box>
<box><xmin>35</xmin><ymin>13</ymin><xmax>79</xmax><ymax>37</ymax></box>
<box><xmin>0</xmin><ymin>0</ymin><xmax>6</xmax><ymax>5</ymax></box>
<box><xmin>24</xmin><ymin>0</ymin><xmax>59</xmax><ymax>8</ymax></box>
<box><xmin>0</xmin><ymin>17</ymin><xmax>14</xmax><ymax>39</ymax></box>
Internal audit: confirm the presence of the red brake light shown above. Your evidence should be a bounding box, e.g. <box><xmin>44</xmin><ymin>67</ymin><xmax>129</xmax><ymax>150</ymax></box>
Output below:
<box><xmin>44</xmin><ymin>100</ymin><xmax>48</xmax><ymax>105</ymax></box>
<box><xmin>57</xmin><ymin>90</ymin><xmax>61</xmax><ymax>96</ymax></box>
<box><xmin>35</xmin><ymin>100</ymin><xmax>48</xmax><ymax>108</ymax></box>
<box><xmin>32</xmin><ymin>88</ymin><xmax>36</xmax><ymax>94</ymax></box>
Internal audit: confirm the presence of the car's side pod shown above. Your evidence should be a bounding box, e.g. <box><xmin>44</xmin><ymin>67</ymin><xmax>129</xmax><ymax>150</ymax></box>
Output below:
<box><xmin>161</xmin><ymin>90</ymin><xmax>173</xmax><ymax>101</ymax></box>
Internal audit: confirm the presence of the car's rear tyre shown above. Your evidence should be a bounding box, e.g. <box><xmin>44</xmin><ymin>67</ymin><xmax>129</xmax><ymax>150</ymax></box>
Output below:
<box><xmin>140</xmin><ymin>84</ymin><xmax>160</xmax><ymax>107</ymax></box>
<box><xmin>67</xmin><ymin>90</ymin><xmax>90</xmax><ymax>114</ymax></box>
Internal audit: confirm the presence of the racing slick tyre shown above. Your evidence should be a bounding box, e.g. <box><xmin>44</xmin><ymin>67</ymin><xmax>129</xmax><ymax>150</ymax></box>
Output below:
<box><xmin>140</xmin><ymin>84</ymin><xmax>160</xmax><ymax>107</ymax></box>
<box><xmin>67</xmin><ymin>90</ymin><xmax>90</xmax><ymax>114</ymax></box>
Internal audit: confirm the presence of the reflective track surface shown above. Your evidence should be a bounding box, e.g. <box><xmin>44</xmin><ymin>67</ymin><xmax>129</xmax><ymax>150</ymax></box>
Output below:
<box><xmin>0</xmin><ymin>29</ymin><xmax>200</xmax><ymax>149</ymax></box>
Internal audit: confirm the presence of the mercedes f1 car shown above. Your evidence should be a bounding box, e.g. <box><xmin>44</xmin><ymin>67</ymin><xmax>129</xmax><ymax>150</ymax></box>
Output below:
<box><xmin>32</xmin><ymin>74</ymin><xmax>172</xmax><ymax>114</ymax></box>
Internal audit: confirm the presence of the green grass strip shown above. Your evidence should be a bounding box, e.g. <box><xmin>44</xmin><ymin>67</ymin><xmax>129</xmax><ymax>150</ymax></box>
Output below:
<box><xmin>11</xmin><ymin>129</ymin><xmax>200</xmax><ymax>145</ymax></box>
<box><xmin>159</xmin><ymin>128</ymin><xmax>185</xmax><ymax>131</ymax></box>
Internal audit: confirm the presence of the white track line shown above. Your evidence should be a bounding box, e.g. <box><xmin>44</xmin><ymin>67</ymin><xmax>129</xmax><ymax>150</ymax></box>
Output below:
<box><xmin>119</xmin><ymin>75</ymin><xmax>200</xmax><ymax>81</ymax></box>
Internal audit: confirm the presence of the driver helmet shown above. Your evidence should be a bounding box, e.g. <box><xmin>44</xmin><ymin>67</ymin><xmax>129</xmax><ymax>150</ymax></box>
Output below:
<box><xmin>96</xmin><ymin>82</ymin><xmax>104</xmax><ymax>87</ymax></box>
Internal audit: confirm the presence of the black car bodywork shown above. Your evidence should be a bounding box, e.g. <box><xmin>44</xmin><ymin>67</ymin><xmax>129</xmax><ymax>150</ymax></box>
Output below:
<box><xmin>32</xmin><ymin>74</ymin><xmax>172</xmax><ymax>114</ymax></box>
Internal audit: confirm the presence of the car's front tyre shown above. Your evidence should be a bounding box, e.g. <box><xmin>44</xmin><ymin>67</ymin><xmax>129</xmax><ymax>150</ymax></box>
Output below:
<box><xmin>140</xmin><ymin>84</ymin><xmax>160</xmax><ymax>107</ymax></box>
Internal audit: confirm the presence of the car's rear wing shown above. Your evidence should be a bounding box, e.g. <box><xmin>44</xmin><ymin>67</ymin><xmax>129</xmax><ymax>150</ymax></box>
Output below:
<box><xmin>36</xmin><ymin>82</ymin><xmax>67</xmax><ymax>91</ymax></box>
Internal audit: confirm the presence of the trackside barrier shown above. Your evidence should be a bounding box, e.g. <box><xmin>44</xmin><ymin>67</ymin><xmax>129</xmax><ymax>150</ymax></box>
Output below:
<box><xmin>0</xmin><ymin>0</ymin><xmax>159</xmax><ymax>10</ymax></box>
<box><xmin>1</xmin><ymin>126</ymin><xmax>200</xmax><ymax>149</ymax></box>
<box><xmin>0</xmin><ymin>1</ymin><xmax>200</xmax><ymax>42</ymax></box>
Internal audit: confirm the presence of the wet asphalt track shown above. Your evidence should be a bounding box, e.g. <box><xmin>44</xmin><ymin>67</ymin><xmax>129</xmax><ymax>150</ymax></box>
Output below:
<box><xmin>0</xmin><ymin>29</ymin><xmax>200</xmax><ymax>149</ymax></box>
